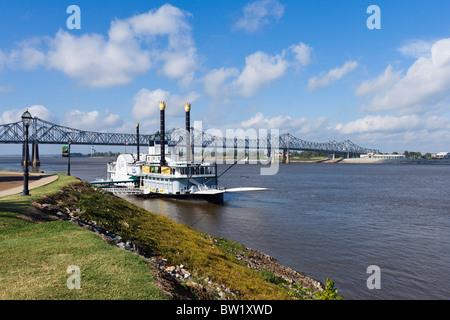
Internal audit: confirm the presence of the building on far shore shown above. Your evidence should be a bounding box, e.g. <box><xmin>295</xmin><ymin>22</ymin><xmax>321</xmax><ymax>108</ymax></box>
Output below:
<box><xmin>360</xmin><ymin>152</ymin><xmax>406</xmax><ymax>160</ymax></box>
<box><xmin>432</xmin><ymin>152</ymin><xmax>450</xmax><ymax>159</ymax></box>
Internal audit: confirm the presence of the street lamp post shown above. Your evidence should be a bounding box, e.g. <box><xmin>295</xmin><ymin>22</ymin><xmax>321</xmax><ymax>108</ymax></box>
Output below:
<box><xmin>68</xmin><ymin>139</ymin><xmax>71</xmax><ymax>176</ymax></box>
<box><xmin>21</xmin><ymin>109</ymin><xmax>32</xmax><ymax>196</ymax></box>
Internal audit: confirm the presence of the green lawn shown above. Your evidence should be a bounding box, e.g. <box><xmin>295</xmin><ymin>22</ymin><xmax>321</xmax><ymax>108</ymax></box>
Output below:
<box><xmin>0</xmin><ymin>174</ymin><xmax>167</xmax><ymax>300</ymax></box>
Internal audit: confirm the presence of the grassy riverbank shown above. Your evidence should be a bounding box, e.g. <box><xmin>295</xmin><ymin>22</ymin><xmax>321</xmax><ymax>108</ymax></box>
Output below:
<box><xmin>0</xmin><ymin>174</ymin><xmax>341</xmax><ymax>300</ymax></box>
<box><xmin>0</xmin><ymin>174</ymin><xmax>166</xmax><ymax>300</ymax></box>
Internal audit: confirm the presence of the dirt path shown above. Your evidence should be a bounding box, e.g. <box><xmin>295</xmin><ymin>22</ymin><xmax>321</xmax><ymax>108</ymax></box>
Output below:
<box><xmin>0</xmin><ymin>172</ymin><xmax>58</xmax><ymax>197</ymax></box>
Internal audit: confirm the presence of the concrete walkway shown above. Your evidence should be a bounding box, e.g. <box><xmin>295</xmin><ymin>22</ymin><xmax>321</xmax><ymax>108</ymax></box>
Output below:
<box><xmin>0</xmin><ymin>172</ymin><xmax>58</xmax><ymax>197</ymax></box>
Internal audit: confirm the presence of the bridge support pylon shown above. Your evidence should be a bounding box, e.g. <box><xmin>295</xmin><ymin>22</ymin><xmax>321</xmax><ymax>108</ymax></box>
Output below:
<box><xmin>32</xmin><ymin>142</ymin><xmax>40</xmax><ymax>167</ymax></box>
<box><xmin>282</xmin><ymin>148</ymin><xmax>290</xmax><ymax>164</ymax></box>
<box><xmin>21</xmin><ymin>142</ymin><xmax>30</xmax><ymax>166</ymax></box>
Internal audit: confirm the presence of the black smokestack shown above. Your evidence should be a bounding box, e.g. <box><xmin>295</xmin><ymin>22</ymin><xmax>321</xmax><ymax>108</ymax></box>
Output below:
<box><xmin>136</xmin><ymin>122</ymin><xmax>140</xmax><ymax>161</ymax></box>
<box><xmin>159</xmin><ymin>101</ymin><xmax>166</xmax><ymax>166</ymax></box>
<box><xmin>185</xmin><ymin>103</ymin><xmax>191</xmax><ymax>163</ymax></box>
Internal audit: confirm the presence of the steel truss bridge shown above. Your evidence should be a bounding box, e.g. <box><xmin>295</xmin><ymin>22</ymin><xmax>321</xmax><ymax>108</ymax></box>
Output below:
<box><xmin>0</xmin><ymin>117</ymin><xmax>380</xmax><ymax>164</ymax></box>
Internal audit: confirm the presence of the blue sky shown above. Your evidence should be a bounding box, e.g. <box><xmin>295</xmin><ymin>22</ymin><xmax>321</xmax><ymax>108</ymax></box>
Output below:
<box><xmin>1</xmin><ymin>0</ymin><xmax>449</xmax><ymax>154</ymax></box>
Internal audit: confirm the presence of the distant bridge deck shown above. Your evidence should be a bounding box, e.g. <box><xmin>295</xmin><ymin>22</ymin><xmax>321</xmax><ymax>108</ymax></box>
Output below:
<box><xmin>0</xmin><ymin>117</ymin><xmax>380</xmax><ymax>156</ymax></box>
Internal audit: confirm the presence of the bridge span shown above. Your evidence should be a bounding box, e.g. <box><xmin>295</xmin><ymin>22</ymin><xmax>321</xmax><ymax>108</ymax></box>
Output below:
<box><xmin>0</xmin><ymin>116</ymin><xmax>380</xmax><ymax>166</ymax></box>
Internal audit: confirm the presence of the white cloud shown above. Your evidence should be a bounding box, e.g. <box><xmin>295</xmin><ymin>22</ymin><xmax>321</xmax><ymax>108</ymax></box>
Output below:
<box><xmin>64</xmin><ymin>109</ymin><xmax>123</xmax><ymax>131</ymax></box>
<box><xmin>307</xmin><ymin>61</ymin><xmax>358</xmax><ymax>91</ymax></box>
<box><xmin>1</xmin><ymin>105</ymin><xmax>137</xmax><ymax>133</ymax></box>
<box><xmin>347</xmin><ymin>37</ymin><xmax>450</xmax><ymax>152</ymax></box>
<box><xmin>241</xmin><ymin>112</ymin><xmax>303</xmax><ymax>129</ymax></box>
<box><xmin>47</xmin><ymin>30</ymin><xmax>152</xmax><ymax>88</ymax></box>
<box><xmin>132</xmin><ymin>88</ymin><xmax>170</xmax><ymax>120</ymax></box>
<box><xmin>203</xmin><ymin>42</ymin><xmax>313</xmax><ymax>100</ymax></box>
<box><xmin>335</xmin><ymin>115</ymin><xmax>421</xmax><ymax>134</ymax></box>
<box><xmin>241</xmin><ymin>112</ymin><xmax>329</xmax><ymax>137</ymax></box>
<box><xmin>235</xmin><ymin>51</ymin><xmax>288</xmax><ymax>98</ymax></box>
<box><xmin>49</xmin><ymin>4</ymin><xmax>197</xmax><ymax>88</ymax></box>
<box><xmin>0</xmin><ymin>84</ymin><xmax>13</xmax><ymax>93</ymax></box>
<box><xmin>203</xmin><ymin>67</ymin><xmax>240</xmax><ymax>99</ymax></box>
<box><xmin>0</xmin><ymin>50</ymin><xmax>6</xmax><ymax>71</ymax></box>
<box><xmin>132</xmin><ymin>88</ymin><xmax>201</xmax><ymax>120</ymax></box>
<box><xmin>0</xmin><ymin>105</ymin><xmax>53</xmax><ymax>124</ymax></box>
<box><xmin>125</xmin><ymin>4</ymin><xmax>192</xmax><ymax>37</ymax></box>
<box><xmin>398</xmin><ymin>39</ymin><xmax>434</xmax><ymax>59</ymax></box>
<box><xmin>122</xmin><ymin>4</ymin><xmax>198</xmax><ymax>86</ymax></box>
<box><xmin>235</xmin><ymin>0</ymin><xmax>285</xmax><ymax>33</ymax></box>
<box><xmin>240</xmin><ymin>111</ymin><xmax>450</xmax><ymax>153</ymax></box>
<box><xmin>1</xmin><ymin>4</ymin><xmax>197</xmax><ymax>88</ymax></box>
<box><xmin>356</xmin><ymin>65</ymin><xmax>401</xmax><ymax>97</ymax></box>
<box><xmin>334</xmin><ymin>113</ymin><xmax>450</xmax><ymax>153</ymax></box>
<box><xmin>362</xmin><ymin>38</ymin><xmax>450</xmax><ymax>112</ymax></box>
<box><xmin>159</xmin><ymin>48</ymin><xmax>197</xmax><ymax>87</ymax></box>
<box><xmin>289</xmin><ymin>42</ymin><xmax>313</xmax><ymax>67</ymax></box>
<box><xmin>6</xmin><ymin>38</ymin><xmax>46</xmax><ymax>70</ymax></box>
<box><xmin>0</xmin><ymin>39</ymin><xmax>46</xmax><ymax>71</ymax></box>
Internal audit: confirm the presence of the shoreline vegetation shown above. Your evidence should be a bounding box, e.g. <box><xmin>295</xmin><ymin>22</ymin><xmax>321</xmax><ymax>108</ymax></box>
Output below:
<box><xmin>0</xmin><ymin>173</ymin><xmax>341</xmax><ymax>300</ymax></box>
<box><xmin>3</xmin><ymin>148</ymin><xmax>448</xmax><ymax>165</ymax></box>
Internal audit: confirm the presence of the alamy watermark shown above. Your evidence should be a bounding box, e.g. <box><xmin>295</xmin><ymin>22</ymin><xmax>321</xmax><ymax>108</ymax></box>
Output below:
<box><xmin>67</xmin><ymin>265</ymin><xmax>81</xmax><ymax>290</ymax></box>
<box><xmin>366</xmin><ymin>265</ymin><xmax>381</xmax><ymax>290</ymax></box>
<box><xmin>64</xmin><ymin>4</ymin><xmax>381</xmax><ymax>32</ymax></box>
<box><xmin>67</xmin><ymin>5</ymin><xmax>81</xmax><ymax>30</ymax></box>
<box><xmin>184</xmin><ymin>120</ymin><xmax>280</xmax><ymax>176</ymax></box>
<box><xmin>367</xmin><ymin>5</ymin><xmax>381</xmax><ymax>30</ymax></box>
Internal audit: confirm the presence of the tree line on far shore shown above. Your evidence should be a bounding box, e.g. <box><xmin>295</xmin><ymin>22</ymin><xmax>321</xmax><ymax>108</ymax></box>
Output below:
<box><xmin>72</xmin><ymin>150</ymin><xmax>436</xmax><ymax>159</ymax></box>
<box><xmin>69</xmin><ymin>151</ymin><xmax>121</xmax><ymax>158</ymax></box>
<box><xmin>291</xmin><ymin>151</ymin><xmax>435</xmax><ymax>159</ymax></box>
<box><xmin>393</xmin><ymin>151</ymin><xmax>433</xmax><ymax>159</ymax></box>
